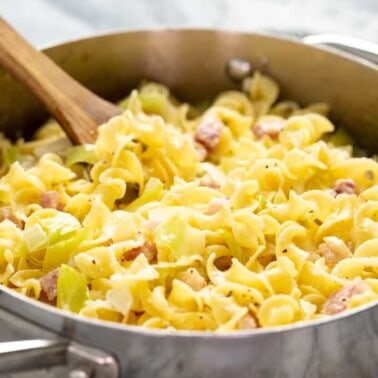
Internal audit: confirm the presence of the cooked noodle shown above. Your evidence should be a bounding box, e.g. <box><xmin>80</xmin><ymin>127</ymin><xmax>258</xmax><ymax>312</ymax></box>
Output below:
<box><xmin>0</xmin><ymin>72</ymin><xmax>377</xmax><ymax>331</ymax></box>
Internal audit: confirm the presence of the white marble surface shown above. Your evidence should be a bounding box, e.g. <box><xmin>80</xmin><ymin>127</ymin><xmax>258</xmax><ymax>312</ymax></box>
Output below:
<box><xmin>0</xmin><ymin>0</ymin><xmax>377</xmax><ymax>47</ymax></box>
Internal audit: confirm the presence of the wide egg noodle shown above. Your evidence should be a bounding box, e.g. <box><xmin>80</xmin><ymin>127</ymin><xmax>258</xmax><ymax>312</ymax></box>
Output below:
<box><xmin>0</xmin><ymin>71</ymin><xmax>378</xmax><ymax>331</ymax></box>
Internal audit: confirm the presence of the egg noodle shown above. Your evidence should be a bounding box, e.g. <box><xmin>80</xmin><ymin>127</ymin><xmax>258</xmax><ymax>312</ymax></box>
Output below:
<box><xmin>0</xmin><ymin>72</ymin><xmax>378</xmax><ymax>331</ymax></box>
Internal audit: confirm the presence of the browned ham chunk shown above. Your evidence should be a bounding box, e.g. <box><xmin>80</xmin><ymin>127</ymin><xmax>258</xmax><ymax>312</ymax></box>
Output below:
<box><xmin>122</xmin><ymin>241</ymin><xmax>157</xmax><ymax>263</ymax></box>
<box><xmin>194</xmin><ymin>142</ymin><xmax>208</xmax><ymax>162</ymax></box>
<box><xmin>177</xmin><ymin>268</ymin><xmax>207</xmax><ymax>291</ymax></box>
<box><xmin>194</xmin><ymin>114</ymin><xmax>223</xmax><ymax>151</ymax></box>
<box><xmin>253</xmin><ymin>121</ymin><xmax>282</xmax><ymax>140</ymax></box>
<box><xmin>319</xmin><ymin>243</ymin><xmax>340</xmax><ymax>266</ymax></box>
<box><xmin>205</xmin><ymin>198</ymin><xmax>228</xmax><ymax>215</ymax></box>
<box><xmin>144</xmin><ymin>219</ymin><xmax>161</xmax><ymax>234</ymax></box>
<box><xmin>321</xmin><ymin>279</ymin><xmax>370</xmax><ymax>315</ymax></box>
<box><xmin>199</xmin><ymin>174</ymin><xmax>221</xmax><ymax>189</ymax></box>
<box><xmin>333</xmin><ymin>179</ymin><xmax>356</xmax><ymax>195</ymax></box>
<box><xmin>237</xmin><ymin>313</ymin><xmax>258</xmax><ymax>330</ymax></box>
<box><xmin>318</xmin><ymin>237</ymin><xmax>352</xmax><ymax>267</ymax></box>
<box><xmin>0</xmin><ymin>206</ymin><xmax>24</xmax><ymax>228</ymax></box>
<box><xmin>40</xmin><ymin>191</ymin><xmax>63</xmax><ymax>210</ymax></box>
<box><xmin>40</xmin><ymin>269</ymin><xmax>59</xmax><ymax>301</ymax></box>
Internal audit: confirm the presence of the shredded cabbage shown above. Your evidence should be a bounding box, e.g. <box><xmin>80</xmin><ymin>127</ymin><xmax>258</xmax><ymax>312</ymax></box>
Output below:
<box><xmin>126</xmin><ymin>177</ymin><xmax>164</xmax><ymax>211</ymax></box>
<box><xmin>65</xmin><ymin>145</ymin><xmax>97</xmax><ymax>166</ymax></box>
<box><xmin>57</xmin><ymin>264</ymin><xmax>88</xmax><ymax>313</ymax></box>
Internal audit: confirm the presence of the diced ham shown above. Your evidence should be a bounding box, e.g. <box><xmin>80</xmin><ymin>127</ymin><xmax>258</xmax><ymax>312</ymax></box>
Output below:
<box><xmin>321</xmin><ymin>279</ymin><xmax>371</xmax><ymax>315</ymax></box>
<box><xmin>319</xmin><ymin>237</ymin><xmax>352</xmax><ymax>266</ymax></box>
<box><xmin>194</xmin><ymin>142</ymin><xmax>208</xmax><ymax>162</ymax></box>
<box><xmin>205</xmin><ymin>198</ymin><xmax>228</xmax><ymax>215</ymax></box>
<box><xmin>177</xmin><ymin>268</ymin><xmax>207</xmax><ymax>291</ymax></box>
<box><xmin>0</xmin><ymin>206</ymin><xmax>24</xmax><ymax>228</ymax></box>
<box><xmin>253</xmin><ymin>120</ymin><xmax>282</xmax><ymax>140</ymax></box>
<box><xmin>40</xmin><ymin>191</ymin><xmax>63</xmax><ymax>210</ymax></box>
<box><xmin>237</xmin><ymin>313</ymin><xmax>258</xmax><ymax>330</ymax></box>
<box><xmin>194</xmin><ymin>114</ymin><xmax>224</xmax><ymax>151</ymax></box>
<box><xmin>333</xmin><ymin>179</ymin><xmax>356</xmax><ymax>195</ymax></box>
<box><xmin>326</xmin><ymin>189</ymin><xmax>337</xmax><ymax>197</ymax></box>
<box><xmin>199</xmin><ymin>174</ymin><xmax>221</xmax><ymax>189</ymax></box>
<box><xmin>122</xmin><ymin>241</ymin><xmax>157</xmax><ymax>263</ymax></box>
<box><xmin>39</xmin><ymin>268</ymin><xmax>59</xmax><ymax>301</ymax></box>
<box><xmin>319</xmin><ymin>243</ymin><xmax>336</xmax><ymax>265</ymax></box>
<box><xmin>144</xmin><ymin>219</ymin><xmax>161</xmax><ymax>234</ymax></box>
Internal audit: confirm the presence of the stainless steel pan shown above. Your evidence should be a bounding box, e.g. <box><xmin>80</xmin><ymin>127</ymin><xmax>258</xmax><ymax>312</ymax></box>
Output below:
<box><xmin>0</xmin><ymin>30</ymin><xmax>377</xmax><ymax>378</ymax></box>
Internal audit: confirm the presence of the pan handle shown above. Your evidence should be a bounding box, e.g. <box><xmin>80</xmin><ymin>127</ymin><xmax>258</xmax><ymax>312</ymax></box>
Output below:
<box><xmin>303</xmin><ymin>34</ymin><xmax>378</xmax><ymax>65</ymax></box>
<box><xmin>0</xmin><ymin>339</ymin><xmax>119</xmax><ymax>377</ymax></box>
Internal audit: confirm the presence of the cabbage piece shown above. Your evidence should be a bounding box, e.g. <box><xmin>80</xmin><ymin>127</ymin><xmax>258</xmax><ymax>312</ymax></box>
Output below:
<box><xmin>57</xmin><ymin>264</ymin><xmax>88</xmax><ymax>313</ymax></box>
<box><xmin>126</xmin><ymin>178</ymin><xmax>164</xmax><ymax>212</ymax></box>
<box><xmin>325</xmin><ymin>127</ymin><xmax>354</xmax><ymax>147</ymax></box>
<box><xmin>32</xmin><ymin>137</ymin><xmax>71</xmax><ymax>159</ymax></box>
<box><xmin>23</xmin><ymin>224</ymin><xmax>48</xmax><ymax>252</ymax></box>
<box><xmin>155</xmin><ymin>214</ymin><xmax>204</xmax><ymax>261</ymax></box>
<box><xmin>43</xmin><ymin>228</ymin><xmax>89</xmax><ymax>272</ymax></box>
<box><xmin>22</xmin><ymin>210</ymin><xmax>84</xmax><ymax>268</ymax></box>
<box><xmin>155</xmin><ymin>215</ymin><xmax>187</xmax><ymax>261</ymax></box>
<box><xmin>138</xmin><ymin>93</ymin><xmax>166</xmax><ymax>115</ymax></box>
<box><xmin>2</xmin><ymin>145</ymin><xmax>18</xmax><ymax>166</ymax></box>
<box><xmin>65</xmin><ymin>145</ymin><xmax>97</xmax><ymax>167</ymax></box>
<box><xmin>217</xmin><ymin>229</ymin><xmax>243</xmax><ymax>262</ymax></box>
<box><xmin>14</xmin><ymin>242</ymin><xmax>28</xmax><ymax>258</ymax></box>
<box><xmin>38</xmin><ymin>211</ymin><xmax>81</xmax><ymax>244</ymax></box>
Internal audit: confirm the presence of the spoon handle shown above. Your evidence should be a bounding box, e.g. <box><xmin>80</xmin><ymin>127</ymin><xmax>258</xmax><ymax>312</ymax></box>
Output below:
<box><xmin>0</xmin><ymin>18</ymin><xmax>121</xmax><ymax>144</ymax></box>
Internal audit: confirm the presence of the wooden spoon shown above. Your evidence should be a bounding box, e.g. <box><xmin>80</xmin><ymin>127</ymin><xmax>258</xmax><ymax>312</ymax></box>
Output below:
<box><xmin>0</xmin><ymin>17</ymin><xmax>122</xmax><ymax>144</ymax></box>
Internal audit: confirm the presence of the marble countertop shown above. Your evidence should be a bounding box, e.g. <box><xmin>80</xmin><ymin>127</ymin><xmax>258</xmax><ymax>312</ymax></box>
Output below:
<box><xmin>0</xmin><ymin>0</ymin><xmax>377</xmax><ymax>47</ymax></box>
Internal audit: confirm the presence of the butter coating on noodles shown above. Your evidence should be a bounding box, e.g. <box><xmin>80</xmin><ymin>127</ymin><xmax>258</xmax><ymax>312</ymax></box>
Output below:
<box><xmin>0</xmin><ymin>72</ymin><xmax>377</xmax><ymax>331</ymax></box>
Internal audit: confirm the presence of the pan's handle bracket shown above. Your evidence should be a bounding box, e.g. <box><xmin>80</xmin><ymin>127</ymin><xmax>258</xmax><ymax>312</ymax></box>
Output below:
<box><xmin>0</xmin><ymin>339</ymin><xmax>119</xmax><ymax>377</ymax></box>
<box><xmin>302</xmin><ymin>34</ymin><xmax>378</xmax><ymax>65</ymax></box>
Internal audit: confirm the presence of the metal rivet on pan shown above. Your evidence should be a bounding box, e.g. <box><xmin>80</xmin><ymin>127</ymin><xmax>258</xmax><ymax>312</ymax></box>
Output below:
<box><xmin>226</xmin><ymin>58</ymin><xmax>252</xmax><ymax>81</ymax></box>
<box><xmin>69</xmin><ymin>368</ymin><xmax>91</xmax><ymax>378</ymax></box>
